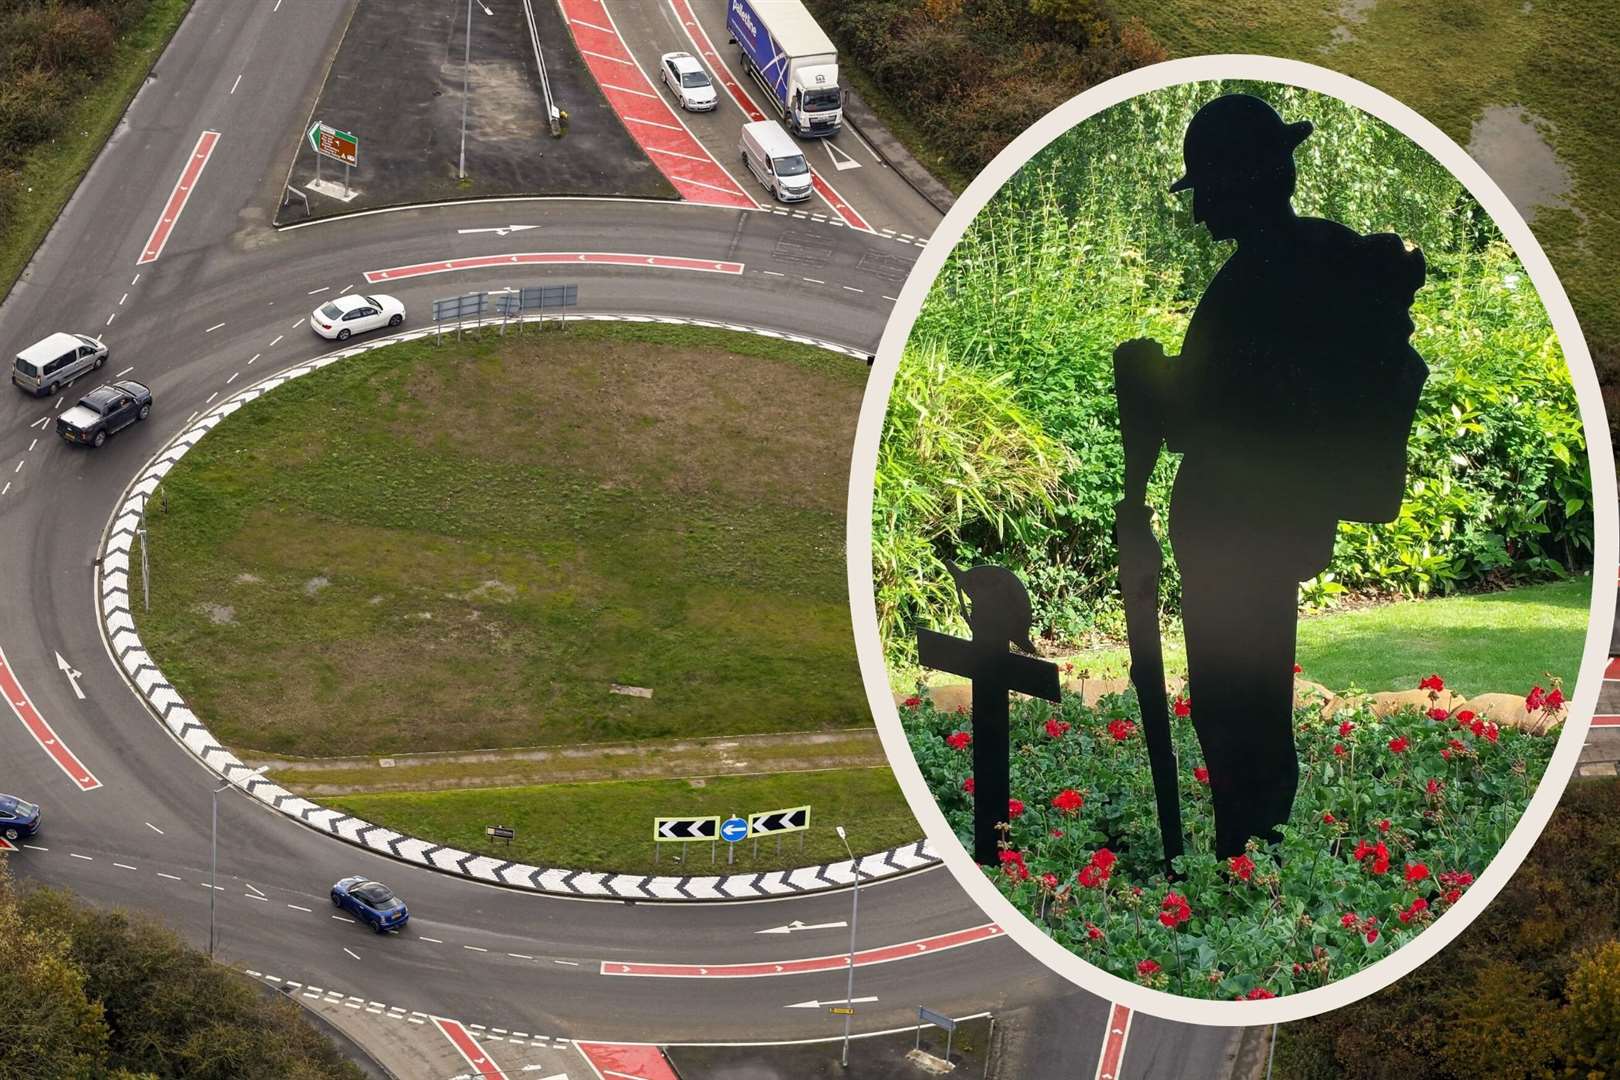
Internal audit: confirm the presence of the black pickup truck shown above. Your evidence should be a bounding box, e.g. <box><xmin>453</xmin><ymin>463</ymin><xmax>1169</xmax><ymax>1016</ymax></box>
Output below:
<box><xmin>57</xmin><ymin>380</ymin><xmax>152</xmax><ymax>448</ymax></box>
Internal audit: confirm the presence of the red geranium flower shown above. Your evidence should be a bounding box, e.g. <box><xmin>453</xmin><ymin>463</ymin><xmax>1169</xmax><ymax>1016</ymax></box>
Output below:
<box><xmin>1525</xmin><ymin>685</ymin><xmax>1546</xmax><ymax>712</ymax></box>
<box><xmin>1091</xmin><ymin>848</ymin><xmax>1117</xmax><ymax>873</ymax></box>
<box><xmin>1051</xmin><ymin>789</ymin><xmax>1084</xmax><ymax>814</ymax></box>
<box><xmin>1377</xmin><ymin>818</ymin><xmax>1391</xmax><ymax>834</ymax></box>
<box><xmin>1427</xmin><ymin>707</ymin><xmax>1449</xmax><ymax>721</ymax></box>
<box><xmin>1322</xmin><ymin>811</ymin><xmax>1336</xmax><ymax>824</ymax></box>
<box><xmin>1333</xmin><ymin>742</ymin><xmax>1347</xmax><ymax>757</ymax></box>
<box><xmin>1077</xmin><ymin>849</ymin><xmax>1116</xmax><ymax>889</ymax></box>
<box><xmin>1388</xmin><ymin>735</ymin><xmax>1409</xmax><ymax>753</ymax></box>
<box><xmin>1040</xmin><ymin>872</ymin><xmax>1059</xmax><ymax>890</ymax></box>
<box><xmin>1050</xmin><ymin>828</ymin><xmax>1064</xmax><ymax>838</ymax></box>
<box><xmin>945</xmin><ymin>730</ymin><xmax>972</xmax><ymax>751</ymax></box>
<box><xmin>962</xmin><ymin>777</ymin><xmax>975</xmax><ymax>795</ymax></box>
<box><xmin>903</xmin><ymin>695</ymin><xmax>922</xmax><ymax>709</ymax></box>
<box><xmin>1419</xmin><ymin>674</ymin><xmax>1444</xmax><ymax>692</ymax></box>
<box><xmin>1438</xmin><ymin>869</ymin><xmax>1473</xmax><ymax>888</ymax></box>
<box><xmin>1338</xmin><ymin>720</ymin><xmax>1355</xmax><ymax>737</ymax></box>
<box><xmin>1007</xmin><ymin>799</ymin><xmax>1025</xmax><ymax>820</ymax></box>
<box><xmin>998</xmin><ymin>849</ymin><xmax>1029</xmax><ymax>881</ymax></box>
<box><xmin>1483</xmin><ymin>722</ymin><xmax>1500</xmax><ymax>743</ymax></box>
<box><xmin>1244</xmin><ymin>987</ymin><xmax>1277</xmax><ymax>1000</ymax></box>
<box><xmin>1172</xmin><ymin>697</ymin><xmax>1191</xmax><ymax>717</ymax></box>
<box><xmin>1340</xmin><ymin>912</ymin><xmax>1359</xmax><ymax>928</ymax></box>
<box><xmin>1077</xmin><ymin>864</ymin><xmax>1105</xmax><ymax>888</ymax></box>
<box><xmin>1045</xmin><ymin>717</ymin><xmax>1070</xmax><ymax>739</ymax></box>
<box><xmin>1444</xmin><ymin>888</ymin><xmax>1462</xmax><ymax>904</ymax></box>
<box><xmin>1455</xmin><ymin>710</ymin><xmax>1475</xmax><ymax>724</ymax></box>
<box><xmin>1086</xmin><ymin>923</ymin><xmax>1104</xmax><ymax>940</ymax></box>
<box><xmin>1107</xmin><ymin>718</ymin><xmax>1136</xmax><ymax>742</ymax></box>
<box><xmin>1137</xmin><ymin>959</ymin><xmax>1161</xmax><ymax>977</ymax></box>
<box><xmin>1426</xmin><ymin>777</ymin><xmax>1442</xmax><ymax>795</ymax></box>
<box><xmin>1229</xmin><ymin>854</ymin><xmax>1255</xmax><ymax>882</ymax></box>
<box><xmin>1404</xmin><ymin>862</ymin><xmax>1429</xmax><ymax>884</ymax></box>
<box><xmin>1293</xmin><ymin>662</ymin><xmax>1302</xmax><ymax>674</ymax></box>
<box><xmin>1353</xmin><ymin>839</ymin><xmax>1375</xmax><ymax>861</ymax></box>
<box><xmin>1546</xmin><ymin>687</ymin><xmax>1565</xmax><ymax>710</ymax></box>
<box><xmin>1356</xmin><ymin>839</ymin><xmax>1390</xmax><ymax>875</ymax></box>
<box><xmin>1366</xmin><ymin>928</ymin><xmax>1380</xmax><ymax>944</ymax></box>
<box><xmin>1193</xmin><ymin>766</ymin><xmax>1210</xmax><ymax>784</ymax></box>
<box><xmin>1159</xmin><ymin>891</ymin><xmax>1192</xmax><ymax>928</ymax></box>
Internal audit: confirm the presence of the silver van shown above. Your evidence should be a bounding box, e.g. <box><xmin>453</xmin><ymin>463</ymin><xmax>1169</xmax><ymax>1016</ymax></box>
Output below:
<box><xmin>739</xmin><ymin>120</ymin><xmax>813</xmax><ymax>203</ymax></box>
<box><xmin>13</xmin><ymin>332</ymin><xmax>108</xmax><ymax>397</ymax></box>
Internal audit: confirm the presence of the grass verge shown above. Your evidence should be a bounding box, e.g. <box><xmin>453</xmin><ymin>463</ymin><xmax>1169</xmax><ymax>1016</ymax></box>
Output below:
<box><xmin>893</xmin><ymin>577</ymin><xmax>1592</xmax><ymax>699</ymax></box>
<box><xmin>0</xmin><ymin>0</ymin><xmax>194</xmax><ymax>302</ymax></box>
<box><xmin>324</xmin><ymin>767</ymin><xmax>918</xmax><ymax>874</ymax></box>
<box><xmin>138</xmin><ymin>322</ymin><xmax>868</xmax><ymax>758</ymax></box>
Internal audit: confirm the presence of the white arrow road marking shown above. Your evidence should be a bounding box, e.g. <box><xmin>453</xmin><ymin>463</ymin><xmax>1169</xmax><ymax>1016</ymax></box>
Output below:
<box><xmin>456</xmin><ymin>225</ymin><xmax>539</xmax><ymax>236</ymax></box>
<box><xmin>784</xmin><ymin>995</ymin><xmax>879</xmax><ymax>1009</ymax></box>
<box><xmin>54</xmin><ymin>651</ymin><xmax>84</xmax><ymax>700</ymax></box>
<box><xmin>756</xmin><ymin>919</ymin><xmax>848</xmax><ymax>935</ymax></box>
<box><xmin>822</xmin><ymin>140</ymin><xmax>861</xmax><ymax>171</ymax></box>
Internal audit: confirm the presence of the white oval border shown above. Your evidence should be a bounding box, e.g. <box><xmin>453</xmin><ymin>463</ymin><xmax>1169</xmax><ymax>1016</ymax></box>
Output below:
<box><xmin>846</xmin><ymin>54</ymin><xmax>1618</xmax><ymax>1026</ymax></box>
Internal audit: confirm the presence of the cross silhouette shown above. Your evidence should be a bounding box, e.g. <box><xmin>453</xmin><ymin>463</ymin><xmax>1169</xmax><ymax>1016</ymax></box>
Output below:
<box><xmin>917</xmin><ymin>565</ymin><xmax>1061</xmax><ymax>865</ymax></box>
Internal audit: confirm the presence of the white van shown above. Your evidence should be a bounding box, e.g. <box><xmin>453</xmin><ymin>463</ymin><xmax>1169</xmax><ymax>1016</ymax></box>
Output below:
<box><xmin>739</xmin><ymin>120</ymin><xmax>813</xmax><ymax>203</ymax></box>
<box><xmin>13</xmin><ymin>332</ymin><xmax>108</xmax><ymax>397</ymax></box>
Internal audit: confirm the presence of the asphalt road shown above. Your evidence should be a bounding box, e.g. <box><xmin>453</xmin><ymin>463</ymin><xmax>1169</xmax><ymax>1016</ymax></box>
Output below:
<box><xmin>0</xmin><ymin>0</ymin><xmax>1238</xmax><ymax>1076</ymax></box>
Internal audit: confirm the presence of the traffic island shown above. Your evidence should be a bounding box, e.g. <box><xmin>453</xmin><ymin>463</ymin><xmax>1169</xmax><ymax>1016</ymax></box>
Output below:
<box><xmin>664</xmin><ymin>1015</ymin><xmax>994</xmax><ymax>1079</ymax></box>
<box><xmin>274</xmin><ymin>0</ymin><xmax>674</xmax><ymax>225</ymax></box>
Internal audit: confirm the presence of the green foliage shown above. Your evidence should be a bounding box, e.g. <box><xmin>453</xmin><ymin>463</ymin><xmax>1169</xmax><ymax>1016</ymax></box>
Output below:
<box><xmin>878</xmin><ymin>81</ymin><xmax>1589</xmax><ymax>658</ymax></box>
<box><xmin>874</xmin><ymin>342</ymin><xmax>1076</xmax><ymax>661</ymax></box>
<box><xmin>900</xmin><ymin>678</ymin><xmax>1555</xmax><ymax>999</ymax></box>
<box><xmin>0</xmin><ymin>860</ymin><xmax>361</xmax><ymax>1079</ymax></box>
<box><xmin>803</xmin><ymin>0</ymin><xmax>1166</xmax><ymax>184</ymax></box>
<box><xmin>1274</xmin><ymin>776</ymin><xmax>1620</xmax><ymax>1078</ymax></box>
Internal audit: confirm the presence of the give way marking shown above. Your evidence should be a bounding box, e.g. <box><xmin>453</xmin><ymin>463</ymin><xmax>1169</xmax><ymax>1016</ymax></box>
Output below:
<box><xmin>433</xmin><ymin>1017</ymin><xmax>509</xmax><ymax>1078</ymax></box>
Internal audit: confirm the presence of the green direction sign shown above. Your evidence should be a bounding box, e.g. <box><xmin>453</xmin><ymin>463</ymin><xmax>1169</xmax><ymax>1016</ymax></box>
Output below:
<box><xmin>307</xmin><ymin>121</ymin><xmax>358</xmax><ymax>167</ymax></box>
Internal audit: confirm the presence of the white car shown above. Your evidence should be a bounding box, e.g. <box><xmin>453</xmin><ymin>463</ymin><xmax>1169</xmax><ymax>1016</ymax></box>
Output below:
<box><xmin>309</xmin><ymin>293</ymin><xmax>405</xmax><ymax>340</ymax></box>
<box><xmin>659</xmin><ymin>52</ymin><xmax>717</xmax><ymax>112</ymax></box>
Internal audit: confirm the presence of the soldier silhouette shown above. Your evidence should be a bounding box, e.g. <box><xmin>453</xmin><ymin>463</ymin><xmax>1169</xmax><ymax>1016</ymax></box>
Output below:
<box><xmin>1113</xmin><ymin>94</ymin><xmax>1429</xmax><ymax>861</ymax></box>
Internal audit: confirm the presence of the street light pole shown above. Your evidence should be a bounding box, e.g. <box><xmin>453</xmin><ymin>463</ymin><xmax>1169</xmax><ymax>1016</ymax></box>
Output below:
<box><xmin>836</xmin><ymin>825</ymin><xmax>861</xmax><ymax>1069</ymax></box>
<box><xmin>459</xmin><ymin>0</ymin><xmax>472</xmax><ymax>180</ymax></box>
<box><xmin>210</xmin><ymin>765</ymin><xmax>268</xmax><ymax>959</ymax></box>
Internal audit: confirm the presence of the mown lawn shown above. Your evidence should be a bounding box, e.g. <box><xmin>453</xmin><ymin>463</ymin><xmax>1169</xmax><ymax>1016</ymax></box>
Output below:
<box><xmin>138</xmin><ymin>323</ymin><xmax>868</xmax><ymax>757</ymax></box>
<box><xmin>325</xmin><ymin>767</ymin><xmax>918</xmax><ymax>874</ymax></box>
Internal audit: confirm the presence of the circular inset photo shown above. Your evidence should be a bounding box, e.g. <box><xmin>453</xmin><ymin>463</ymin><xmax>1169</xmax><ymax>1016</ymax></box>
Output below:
<box><xmin>848</xmin><ymin>57</ymin><xmax>1615</xmax><ymax>1024</ymax></box>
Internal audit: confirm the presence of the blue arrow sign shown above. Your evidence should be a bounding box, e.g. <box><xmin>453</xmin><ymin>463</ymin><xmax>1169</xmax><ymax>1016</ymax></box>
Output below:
<box><xmin>720</xmin><ymin>816</ymin><xmax>749</xmax><ymax>843</ymax></box>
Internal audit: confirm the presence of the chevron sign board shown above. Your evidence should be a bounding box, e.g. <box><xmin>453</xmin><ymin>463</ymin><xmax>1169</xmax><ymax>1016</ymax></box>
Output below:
<box><xmin>749</xmin><ymin>805</ymin><xmax>811</xmax><ymax>837</ymax></box>
<box><xmin>654</xmin><ymin>815</ymin><xmax>721</xmax><ymax>842</ymax></box>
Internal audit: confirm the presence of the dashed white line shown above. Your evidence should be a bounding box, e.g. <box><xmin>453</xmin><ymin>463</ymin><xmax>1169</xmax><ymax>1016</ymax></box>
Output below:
<box><xmin>289</xmin><ymin>318</ymin><xmax>302</xmax><ymax>329</ymax></box>
<box><xmin>421</xmin><ymin>936</ymin><xmax>444</xmax><ymax>943</ymax></box>
<box><xmin>2</xmin><ymin>483</ymin><xmax>10</xmax><ymax>496</ymax></box>
<box><xmin>463</xmin><ymin>945</ymin><xmax>489</xmax><ymax>953</ymax></box>
<box><xmin>205</xmin><ymin>322</ymin><xmax>225</xmax><ymax>333</ymax></box>
<box><xmin>204</xmin><ymin>392</ymin><xmax>217</xmax><ymax>405</ymax></box>
<box><xmin>761</xmin><ymin>270</ymin><xmax>785</xmax><ymax>277</ymax></box>
<box><xmin>506</xmin><ymin>953</ymin><xmax>534</xmax><ymax>960</ymax></box>
<box><xmin>27</xmin><ymin>439</ymin><xmax>36</xmax><ymax>452</ymax></box>
<box><xmin>157</xmin><ymin>872</ymin><xmax>181</xmax><ymax>881</ymax></box>
<box><xmin>601</xmin><ymin>81</ymin><xmax>658</xmax><ymax>98</ymax></box>
<box><xmin>22</xmin><ymin>843</ymin><xmax>45</xmax><ymax>851</ymax></box>
<box><xmin>30</xmin><ymin>416</ymin><xmax>48</xmax><ymax>429</ymax></box>
<box><xmin>116</xmin><ymin>366</ymin><xmax>134</xmax><ymax>377</ymax></box>
<box><xmin>106</xmin><ymin>314</ymin><xmax>115</xmax><ymax>326</ymax></box>
<box><xmin>201</xmin><ymin>883</ymin><xmax>225</xmax><ymax>891</ymax></box>
<box><xmin>343</xmin><ymin>948</ymin><xmax>361</xmax><ymax>961</ymax></box>
<box><xmin>130</xmin><ymin>273</ymin><xmax>140</xmax><ymax>286</ymax></box>
<box><xmin>333</xmin><ymin>915</ymin><xmax>355</xmax><ymax>923</ymax></box>
<box><xmin>186</xmin><ymin>410</ymin><xmax>199</xmax><ymax>424</ymax></box>
<box><xmin>119</xmin><ymin>293</ymin><xmax>128</xmax><ymax>305</ymax></box>
<box><xmin>287</xmin><ymin>903</ymin><xmax>312</xmax><ymax>912</ymax></box>
<box><xmin>883</xmin><ymin>295</ymin><xmax>900</xmax><ymax>302</ymax></box>
<box><xmin>245</xmin><ymin>883</ymin><xmax>266</xmax><ymax>897</ymax></box>
<box><xmin>843</xmin><ymin>286</ymin><xmax>864</xmax><ymax>293</ymax></box>
<box><xmin>552</xmin><ymin>959</ymin><xmax>580</xmax><ymax>967</ymax></box>
<box><xmin>14</xmin><ymin>460</ymin><xmax>23</xmax><ymax>474</ymax></box>
<box><xmin>248</xmin><ymin>353</ymin><xmax>260</xmax><ymax>365</ymax></box>
<box><xmin>226</xmin><ymin>372</ymin><xmax>239</xmax><ymax>384</ymax></box>
<box><xmin>230</xmin><ymin>74</ymin><xmax>242</xmax><ymax>94</ymax></box>
<box><xmin>269</xmin><ymin>334</ymin><xmax>284</xmax><ymax>346</ymax></box>
<box><xmin>245</xmin><ymin>893</ymin><xmax>269</xmax><ymax>902</ymax></box>
<box><xmin>69</xmin><ymin>852</ymin><xmax>92</xmax><ymax>861</ymax></box>
<box><xmin>114</xmin><ymin>862</ymin><xmax>137</xmax><ymax>871</ymax></box>
<box><xmin>339</xmin><ymin>283</ymin><xmax>354</xmax><ymax>294</ymax></box>
<box><xmin>803</xmin><ymin>278</ymin><xmax>825</xmax><ymax>285</ymax></box>
<box><xmin>308</xmin><ymin>286</ymin><xmax>329</xmax><ymax>295</ymax></box>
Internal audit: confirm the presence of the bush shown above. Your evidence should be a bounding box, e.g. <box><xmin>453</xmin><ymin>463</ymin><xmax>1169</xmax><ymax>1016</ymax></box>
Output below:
<box><xmin>899</xmin><ymin>677</ymin><xmax>1556</xmax><ymax>999</ymax></box>
<box><xmin>877</xmin><ymin>82</ymin><xmax>1591</xmax><ymax>660</ymax></box>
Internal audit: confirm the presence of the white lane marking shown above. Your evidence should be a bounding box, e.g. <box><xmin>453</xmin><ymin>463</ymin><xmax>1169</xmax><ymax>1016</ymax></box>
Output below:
<box><xmin>246</xmin><ymin>893</ymin><xmax>269</xmax><ymax>902</ymax></box>
<box><xmin>13</xmin><ymin>460</ymin><xmax>22</xmax><ymax>473</ymax></box>
<box><xmin>106</xmin><ymin>314</ymin><xmax>115</xmax><ymax>326</ymax></box>
<box><xmin>53</xmin><ymin>397</ymin><xmax>62</xmax><ymax>409</ymax></box>
<box><xmin>581</xmin><ymin>48</ymin><xmax>634</xmax><ymax>66</ymax></box>
<box><xmin>343</xmin><ymin>947</ymin><xmax>360</xmax><ymax>960</ymax></box>
<box><xmin>227</xmin><ymin>372</ymin><xmax>239</xmax><ymax>383</ymax></box>
<box><xmin>30</xmin><ymin>416</ymin><xmax>48</xmax><ymax>429</ymax></box>
<box><xmin>200</xmin><ymin>883</ymin><xmax>225</xmax><ymax>891</ymax></box>
<box><xmin>22</xmin><ymin>843</ymin><xmax>46</xmax><ymax>851</ymax></box>
<box><xmin>332</xmin><ymin>915</ymin><xmax>355</xmax><ymax>923</ymax></box>
<box><xmin>269</xmin><ymin>334</ymin><xmax>284</xmax><ymax>346</ymax></box>
<box><xmin>205</xmin><ymin>322</ymin><xmax>225</xmax><ymax>332</ymax></box>
<box><xmin>130</xmin><ymin>273</ymin><xmax>140</xmax><ymax>286</ymax></box>
<box><xmin>114</xmin><ymin>862</ymin><xmax>137</xmax><ymax>870</ymax></box>
<box><xmin>230</xmin><ymin>74</ymin><xmax>242</xmax><ymax>94</ymax></box>
<box><xmin>883</xmin><ymin>295</ymin><xmax>899</xmax><ymax>302</ymax></box>
<box><xmin>620</xmin><ymin>115</ymin><xmax>682</xmax><ymax>132</ymax></box>
<box><xmin>420</xmin><ymin>936</ymin><xmax>444</xmax><ymax>943</ymax></box>
<box><xmin>186</xmin><ymin>411</ymin><xmax>199</xmax><ymax>424</ymax></box>
<box><xmin>842</xmin><ymin>286</ymin><xmax>864</xmax><ymax>293</ymax></box>
<box><xmin>287</xmin><ymin>904</ymin><xmax>312</xmax><ymax>912</ymax></box>
<box><xmin>339</xmin><ymin>283</ymin><xmax>354</xmax><ymax>294</ymax></box>
<box><xmin>803</xmin><ymin>277</ymin><xmax>825</xmax><ymax>284</ymax></box>
<box><xmin>552</xmin><ymin>959</ymin><xmax>580</xmax><ymax>966</ymax></box>
<box><xmin>308</xmin><ymin>286</ymin><xmax>329</xmax><ymax>294</ymax></box>
<box><xmin>248</xmin><ymin>353</ymin><xmax>260</xmax><ymax>365</ymax></box>
<box><xmin>119</xmin><ymin>293</ymin><xmax>128</xmax><ymax>305</ymax></box>
<box><xmin>601</xmin><ymin>82</ymin><xmax>657</xmax><ymax>98</ymax></box>
<box><xmin>1</xmin><ymin>483</ymin><xmax>8</xmax><ymax>496</ymax></box>
<box><xmin>70</xmin><ymin>852</ymin><xmax>92</xmax><ymax>861</ymax></box>
<box><xmin>289</xmin><ymin>318</ymin><xmax>302</xmax><ymax>329</ymax></box>
<box><xmin>27</xmin><ymin>439</ymin><xmax>35</xmax><ymax>452</ymax></box>
<box><xmin>507</xmin><ymin>953</ymin><xmax>534</xmax><ymax>960</ymax></box>
<box><xmin>464</xmin><ymin>945</ymin><xmax>489</xmax><ymax>952</ymax></box>
<box><xmin>761</xmin><ymin>269</ymin><xmax>785</xmax><ymax>277</ymax></box>
<box><xmin>204</xmin><ymin>392</ymin><xmax>217</xmax><ymax>405</ymax></box>
<box><xmin>244</xmin><ymin>883</ymin><xmax>266</xmax><ymax>897</ymax></box>
<box><xmin>157</xmin><ymin>872</ymin><xmax>181</xmax><ymax>880</ymax></box>
<box><xmin>273</xmin><ymin>0</ymin><xmax>281</xmax><ymax>10</ymax></box>
<box><xmin>571</xmin><ymin>16</ymin><xmax>614</xmax><ymax>31</ymax></box>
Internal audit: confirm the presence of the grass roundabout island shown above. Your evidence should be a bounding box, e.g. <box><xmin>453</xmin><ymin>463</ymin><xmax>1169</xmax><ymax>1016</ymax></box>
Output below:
<box><xmin>136</xmin><ymin>321</ymin><xmax>919</xmax><ymax>874</ymax></box>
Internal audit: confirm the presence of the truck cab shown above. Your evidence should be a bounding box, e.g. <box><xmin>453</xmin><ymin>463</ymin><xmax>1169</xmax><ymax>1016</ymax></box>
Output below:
<box><xmin>728</xmin><ymin>0</ymin><xmax>842</xmax><ymax>137</ymax></box>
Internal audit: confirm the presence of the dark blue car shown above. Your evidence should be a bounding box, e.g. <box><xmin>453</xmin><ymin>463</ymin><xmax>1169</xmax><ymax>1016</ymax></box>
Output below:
<box><xmin>0</xmin><ymin>794</ymin><xmax>40</xmax><ymax>842</ymax></box>
<box><xmin>330</xmin><ymin>877</ymin><xmax>409</xmax><ymax>933</ymax></box>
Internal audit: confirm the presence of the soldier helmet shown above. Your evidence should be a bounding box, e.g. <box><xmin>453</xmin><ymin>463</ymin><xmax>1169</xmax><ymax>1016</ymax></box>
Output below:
<box><xmin>947</xmin><ymin>563</ymin><xmax>1039</xmax><ymax>654</ymax></box>
<box><xmin>1169</xmin><ymin>93</ymin><xmax>1313</xmax><ymax>193</ymax></box>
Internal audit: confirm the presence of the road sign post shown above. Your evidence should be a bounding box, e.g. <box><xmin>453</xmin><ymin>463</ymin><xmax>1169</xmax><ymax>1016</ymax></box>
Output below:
<box><xmin>306</xmin><ymin>121</ymin><xmax>360</xmax><ymax>198</ymax></box>
<box><xmin>720</xmin><ymin>814</ymin><xmax>748</xmax><ymax>865</ymax></box>
<box><xmin>485</xmin><ymin>824</ymin><xmax>514</xmax><ymax>846</ymax></box>
<box><xmin>653</xmin><ymin>815</ymin><xmax>720</xmax><ymax>865</ymax></box>
<box><xmin>748</xmin><ymin>805</ymin><xmax>809</xmax><ymax>859</ymax></box>
<box><xmin>915</xmin><ymin>1006</ymin><xmax>958</xmax><ymax>1063</ymax></box>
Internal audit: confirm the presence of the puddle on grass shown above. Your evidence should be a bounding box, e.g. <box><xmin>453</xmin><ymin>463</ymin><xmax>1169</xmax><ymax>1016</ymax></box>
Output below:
<box><xmin>1466</xmin><ymin>106</ymin><xmax>1573</xmax><ymax>223</ymax></box>
<box><xmin>1326</xmin><ymin>0</ymin><xmax>1377</xmax><ymax>47</ymax></box>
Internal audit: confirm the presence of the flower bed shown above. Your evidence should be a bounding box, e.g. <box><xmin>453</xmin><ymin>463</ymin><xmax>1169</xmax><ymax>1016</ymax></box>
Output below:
<box><xmin>900</xmin><ymin>675</ymin><xmax>1561</xmax><ymax>1000</ymax></box>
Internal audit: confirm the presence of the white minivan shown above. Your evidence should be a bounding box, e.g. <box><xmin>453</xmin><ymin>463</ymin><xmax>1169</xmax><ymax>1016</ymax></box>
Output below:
<box><xmin>739</xmin><ymin>120</ymin><xmax>813</xmax><ymax>203</ymax></box>
<box><xmin>13</xmin><ymin>332</ymin><xmax>107</xmax><ymax>397</ymax></box>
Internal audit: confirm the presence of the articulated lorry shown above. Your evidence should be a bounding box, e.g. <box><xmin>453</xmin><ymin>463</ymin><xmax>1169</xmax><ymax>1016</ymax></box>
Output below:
<box><xmin>726</xmin><ymin>0</ymin><xmax>842</xmax><ymax>137</ymax></box>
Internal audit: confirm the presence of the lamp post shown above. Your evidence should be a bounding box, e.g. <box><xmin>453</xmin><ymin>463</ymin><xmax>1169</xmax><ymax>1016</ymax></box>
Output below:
<box><xmin>835</xmin><ymin>825</ymin><xmax>862</xmax><ymax>1068</ymax></box>
<box><xmin>459</xmin><ymin>0</ymin><xmax>472</xmax><ymax>180</ymax></box>
<box><xmin>210</xmin><ymin>765</ymin><xmax>268</xmax><ymax>958</ymax></box>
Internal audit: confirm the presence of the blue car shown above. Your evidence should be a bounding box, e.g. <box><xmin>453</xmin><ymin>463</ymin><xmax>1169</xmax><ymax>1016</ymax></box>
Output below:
<box><xmin>0</xmin><ymin>794</ymin><xmax>40</xmax><ymax>842</ymax></box>
<box><xmin>330</xmin><ymin>877</ymin><xmax>409</xmax><ymax>933</ymax></box>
